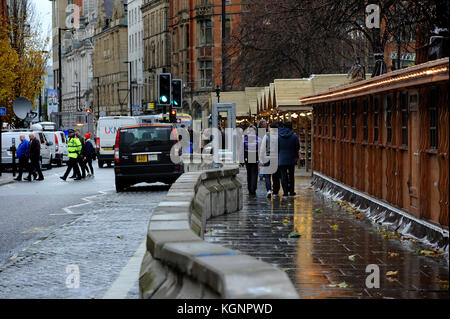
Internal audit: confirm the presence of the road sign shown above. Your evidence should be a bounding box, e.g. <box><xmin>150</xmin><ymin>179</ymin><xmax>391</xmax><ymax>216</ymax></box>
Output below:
<box><xmin>0</xmin><ymin>107</ymin><xmax>6</xmax><ymax>116</ymax></box>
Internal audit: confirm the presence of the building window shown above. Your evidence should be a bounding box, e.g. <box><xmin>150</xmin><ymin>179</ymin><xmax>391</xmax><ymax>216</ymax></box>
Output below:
<box><xmin>199</xmin><ymin>60</ymin><xmax>212</xmax><ymax>88</ymax></box>
<box><xmin>225</xmin><ymin>18</ymin><xmax>231</xmax><ymax>39</ymax></box>
<box><xmin>185</xmin><ymin>24</ymin><xmax>190</xmax><ymax>49</ymax></box>
<box><xmin>363</xmin><ymin>97</ymin><xmax>368</xmax><ymax>142</ymax></box>
<box><xmin>199</xmin><ymin>20</ymin><xmax>212</xmax><ymax>45</ymax></box>
<box><xmin>386</xmin><ymin>94</ymin><xmax>393</xmax><ymax>144</ymax></box>
<box><xmin>429</xmin><ymin>87</ymin><xmax>439</xmax><ymax>149</ymax></box>
<box><xmin>332</xmin><ymin>103</ymin><xmax>336</xmax><ymax>138</ymax></box>
<box><xmin>401</xmin><ymin>92</ymin><xmax>408</xmax><ymax>147</ymax></box>
<box><xmin>351</xmin><ymin>99</ymin><xmax>357</xmax><ymax>141</ymax></box>
<box><xmin>374</xmin><ymin>96</ymin><xmax>379</xmax><ymax>143</ymax></box>
<box><xmin>343</xmin><ymin>100</ymin><xmax>348</xmax><ymax>139</ymax></box>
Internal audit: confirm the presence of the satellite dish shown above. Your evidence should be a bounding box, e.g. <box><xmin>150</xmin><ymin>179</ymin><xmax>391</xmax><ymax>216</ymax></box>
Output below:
<box><xmin>13</xmin><ymin>97</ymin><xmax>33</xmax><ymax>120</ymax></box>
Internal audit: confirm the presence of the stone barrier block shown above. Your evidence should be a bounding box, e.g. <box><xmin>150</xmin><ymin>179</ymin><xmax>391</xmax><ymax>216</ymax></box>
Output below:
<box><xmin>191</xmin><ymin>254</ymin><xmax>298</xmax><ymax>299</ymax></box>
<box><xmin>202</xmin><ymin>179</ymin><xmax>225</xmax><ymax>217</ymax></box>
<box><xmin>218</xmin><ymin>176</ymin><xmax>238</xmax><ymax>213</ymax></box>
<box><xmin>149</xmin><ymin>220</ymin><xmax>191</xmax><ymax>231</ymax></box>
<box><xmin>139</xmin><ymin>251</ymin><xmax>168</xmax><ymax>299</ymax></box>
<box><xmin>147</xmin><ymin>229</ymin><xmax>201</xmax><ymax>259</ymax></box>
<box><xmin>151</xmin><ymin>213</ymin><xmax>190</xmax><ymax>222</ymax></box>
<box><xmin>161</xmin><ymin>241</ymin><xmax>238</xmax><ymax>274</ymax></box>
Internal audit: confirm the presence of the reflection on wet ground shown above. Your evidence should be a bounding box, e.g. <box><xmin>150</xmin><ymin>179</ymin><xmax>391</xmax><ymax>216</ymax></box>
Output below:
<box><xmin>204</xmin><ymin>170</ymin><xmax>449</xmax><ymax>299</ymax></box>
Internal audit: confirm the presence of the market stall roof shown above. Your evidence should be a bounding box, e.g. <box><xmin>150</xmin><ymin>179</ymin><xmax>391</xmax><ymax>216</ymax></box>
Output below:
<box><xmin>264</xmin><ymin>87</ymin><xmax>270</xmax><ymax>110</ymax></box>
<box><xmin>245</xmin><ymin>87</ymin><xmax>263</xmax><ymax>116</ymax></box>
<box><xmin>209</xmin><ymin>91</ymin><xmax>249</xmax><ymax>117</ymax></box>
<box><xmin>273</xmin><ymin>79</ymin><xmax>313</xmax><ymax>110</ymax></box>
<box><xmin>272</xmin><ymin>75</ymin><xmax>351</xmax><ymax>111</ymax></box>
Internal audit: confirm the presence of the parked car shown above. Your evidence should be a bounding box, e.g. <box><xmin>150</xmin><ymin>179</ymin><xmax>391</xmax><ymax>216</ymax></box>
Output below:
<box><xmin>114</xmin><ymin>124</ymin><xmax>184</xmax><ymax>192</ymax></box>
<box><xmin>43</xmin><ymin>131</ymin><xmax>68</xmax><ymax>166</ymax></box>
<box><xmin>95</xmin><ymin>116</ymin><xmax>139</xmax><ymax>168</ymax></box>
<box><xmin>1</xmin><ymin>130</ymin><xmax>52</xmax><ymax>169</ymax></box>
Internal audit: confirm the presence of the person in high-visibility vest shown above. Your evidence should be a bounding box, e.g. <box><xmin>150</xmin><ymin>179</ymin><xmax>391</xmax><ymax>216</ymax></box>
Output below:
<box><xmin>60</xmin><ymin>129</ymin><xmax>82</xmax><ymax>181</ymax></box>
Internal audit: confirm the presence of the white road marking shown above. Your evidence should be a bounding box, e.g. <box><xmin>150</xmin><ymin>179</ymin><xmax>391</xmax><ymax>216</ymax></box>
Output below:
<box><xmin>102</xmin><ymin>239</ymin><xmax>146</xmax><ymax>299</ymax></box>
<box><xmin>49</xmin><ymin>190</ymin><xmax>109</xmax><ymax>216</ymax></box>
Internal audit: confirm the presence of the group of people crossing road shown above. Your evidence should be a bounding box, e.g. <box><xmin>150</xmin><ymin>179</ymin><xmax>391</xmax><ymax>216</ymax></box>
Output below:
<box><xmin>13</xmin><ymin>129</ymin><xmax>97</xmax><ymax>182</ymax></box>
<box><xmin>60</xmin><ymin>130</ymin><xmax>96</xmax><ymax>181</ymax></box>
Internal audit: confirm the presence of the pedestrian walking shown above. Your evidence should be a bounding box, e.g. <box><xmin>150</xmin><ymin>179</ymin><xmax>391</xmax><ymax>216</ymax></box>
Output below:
<box><xmin>258</xmin><ymin>120</ymin><xmax>267</xmax><ymax>181</ymax></box>
<box><xmin>14</xmin><ymin>135</ymin><xmax>29</xmax><ymax>181</ymax></box>
<box><xmin>83</xmin><ymin>132</ymin><xmax>96</xmax><ymax>177</ymax></box>
<box><xmin>240</xmin><ymin>125</ymin><xmax>261</xmax><ymax>195</ymax></box>
<box><xmin>278</xmin><ymin>121</ymin><xmax>300</xmax><ymax>197</ymax></box>
<box><xmin>60</xmin><ymin>129</ymin><xmax>82</xmax><ymax>181</ymax></box>
<box><xmin>260</xmin><ymin>122</ymin><xmax>278</xmax><ymax>198</ymax></box>
<box><xmin>73</xmin><ymin>129</ymin><xmax>87</xmax><ymax>179</ymax></box>
<box><xmin>25</xmin><ymin>133</ymin><xmax>44</xmax><ymax>181</ymax></box>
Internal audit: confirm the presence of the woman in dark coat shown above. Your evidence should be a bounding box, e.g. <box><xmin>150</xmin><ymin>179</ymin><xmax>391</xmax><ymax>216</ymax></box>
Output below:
<box><xmin>83</xmin><ymin>132</ymin><xmax>96</xmax><ymax>176</ymax></box>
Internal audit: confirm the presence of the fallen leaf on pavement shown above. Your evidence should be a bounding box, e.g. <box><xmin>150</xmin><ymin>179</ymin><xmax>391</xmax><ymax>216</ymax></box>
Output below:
<box><xmin>348</xmin><ymin>255</ymin><xmax>356</xmax><ymax>261</ymax></box>
<box><xmin>388</xmin><ymin>252</ymin><xmax>399</xmax><ymax>258</ymax></box>
<box><xmin>329</xmin><ymin>282</ymin><xmax>350</xmax><ymax>288</ymax></box>
<box><xmin>386</xmin><ymin>271</ymin><xmax>399</xmax><ymax>277</ymax></box>
<box><xmin>330</xmin><ymin>224</ymin><xmax>338</xmax><ymax>231</ymax></box>
<box><xmin>288</xmin><ymin>231</ymin><xmax>301</xmax><ymax>238</ymax></box>
<box><xmin>314</xmin><ymin>209</ymin><xmax>323</xmax><ymax>214</ymax></box>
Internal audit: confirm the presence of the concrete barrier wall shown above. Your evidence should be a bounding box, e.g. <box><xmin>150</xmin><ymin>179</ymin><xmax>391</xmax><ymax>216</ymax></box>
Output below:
<box><xmin>139</xmin><ymin>165</ymin><xmax>299</xmax><ymax>299</ymax></box>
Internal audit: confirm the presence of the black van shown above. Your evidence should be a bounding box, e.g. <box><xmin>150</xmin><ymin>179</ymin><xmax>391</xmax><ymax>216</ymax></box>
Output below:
<box><xmin>113</xmin><ymin>124</ymin><xmax>183</xmax><ymax>192</ymax></box>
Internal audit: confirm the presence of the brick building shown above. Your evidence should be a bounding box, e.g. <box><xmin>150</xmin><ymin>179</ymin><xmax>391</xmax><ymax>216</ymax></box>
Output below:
<box><xmin>169</xmin><ymin>0</ymin><xmax>242</xmax><ymax>119</ymax></box>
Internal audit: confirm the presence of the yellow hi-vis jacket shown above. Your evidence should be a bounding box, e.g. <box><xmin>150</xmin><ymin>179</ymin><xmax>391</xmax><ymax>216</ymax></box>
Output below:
<box><xmin>67</xmin><ymin>136</ymin><xmax>82</xmax><ymax>159</ymax></box>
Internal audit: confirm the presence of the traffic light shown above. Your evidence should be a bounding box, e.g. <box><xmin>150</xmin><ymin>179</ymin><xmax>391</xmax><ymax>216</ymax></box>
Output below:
<box><xmin>172</xmin><ymin>79</ymin><xmax>182</xmax><ymax>107</ymax></box>
<box><xmin>158</xmin><ymin>73</ymin><xmax>171</xmax><ymax>105</ymax></box>
<box><xmin>169</xmin><ymin>109</ymin><xmax>177</xmax><ymax>123</ymax></box>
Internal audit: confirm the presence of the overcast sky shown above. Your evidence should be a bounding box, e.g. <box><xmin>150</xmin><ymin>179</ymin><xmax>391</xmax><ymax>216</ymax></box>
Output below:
<box><xmin>32</xmin><ymin>0</ymin><xmax>52</xmax><ymax>54</ymax></box>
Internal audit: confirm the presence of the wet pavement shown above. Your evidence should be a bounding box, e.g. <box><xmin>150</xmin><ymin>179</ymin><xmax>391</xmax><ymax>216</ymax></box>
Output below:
<box><xmin>205</xmin><ymin>169</ymin><xmax>450</xmax><ymax>299</ymax></box>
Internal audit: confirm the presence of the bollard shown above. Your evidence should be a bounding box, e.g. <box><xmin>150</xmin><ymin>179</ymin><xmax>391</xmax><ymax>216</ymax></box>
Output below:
<box><xmin>10</xmin><ymin>145</ymin><xmax>16</xmax><ymax>177</ymax></box>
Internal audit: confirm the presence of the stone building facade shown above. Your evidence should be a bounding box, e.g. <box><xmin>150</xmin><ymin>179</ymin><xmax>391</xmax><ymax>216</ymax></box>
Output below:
<box><xmin>61</xmin><ymin>4</ymin><xmax>96</xmax><ymax>115</ymax></box>
<box><xmin>93</xmin><ymin>0</ymin><xmax>129</xmax><ymax>116</ymax></box>
<box><xmin>127</xmin><ymin>0</ymin><xmax>144</xmax><ymax>111</ymax></box>
<box><xmin>141</xmin><ymin>0</ymin><xmax>170</xmax><ymax>113</ymax></box>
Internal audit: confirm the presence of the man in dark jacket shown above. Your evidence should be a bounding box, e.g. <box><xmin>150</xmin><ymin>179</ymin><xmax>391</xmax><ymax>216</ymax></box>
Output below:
<box><xmin>14</xmin><ymin>135</ymin><xmax>29</xmax><ymax>181</ymax></box>
<box><xmin>72</xmin><ymin>130</ymin><xmax>87</xmax><ymax>179</ymax></box>
<box><xmin>278</xmin><ymin>121</ymin><xmax>299</xmax><ymax>196</ymax></box>
<box><xmin>239</xmin><ymin>125</ymin><xmax>261</xmax><ymax>195</ymax></box>
<box><xmin>25</xmin><ymin>133</ymin><xmax>44</xmax><ymax>181</ymax></box>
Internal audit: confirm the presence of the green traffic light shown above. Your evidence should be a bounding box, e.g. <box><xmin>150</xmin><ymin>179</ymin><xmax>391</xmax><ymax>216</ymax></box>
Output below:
<box><xmin>160</xmin><ymin>96</ymin><xmax>168</xmax><ymax>103</ymax></box>
<box><xmin>173</xmin><ymin>101</ymin><xmax>178</xmax><ymax>106</ymax></box>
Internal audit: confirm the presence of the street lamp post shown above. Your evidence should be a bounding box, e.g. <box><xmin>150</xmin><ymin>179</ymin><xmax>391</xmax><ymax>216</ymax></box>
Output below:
<box><xmin>215</xmin><ymin>85</ymin><xmax>221</xmax><ymax>103</ymax></box>
<box><xmin>124</xmin><ymin>61</ymin><xmax>133</xmax><ymax>116</ymax></box>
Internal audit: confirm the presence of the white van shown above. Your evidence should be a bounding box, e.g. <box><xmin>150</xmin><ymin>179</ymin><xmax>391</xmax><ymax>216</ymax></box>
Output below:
<box><xmin>43</xmin><ymin>131</ymin><xmax>69</xmax><ymax>166</ymax></box>
<box><xmin>95</xmin><ymin>116</ymin><xmax>139</xmax><ymax>168</ymax></box>
<box><xmin>1</xmin><ymin>130</ymin><xmax>52</xmax><ymax>169</ymax></box>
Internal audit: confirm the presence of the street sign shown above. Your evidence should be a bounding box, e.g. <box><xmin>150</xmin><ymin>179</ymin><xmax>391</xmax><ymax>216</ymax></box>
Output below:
<box><xmin>0</xmin><ymin>107</ymin><xmax>6</xmax><ymax>116</ymax></box>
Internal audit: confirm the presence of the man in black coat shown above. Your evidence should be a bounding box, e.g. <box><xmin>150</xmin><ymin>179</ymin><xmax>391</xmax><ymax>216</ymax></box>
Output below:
<box><xmin>25</xmin><ymin>133</ymin><xmax>44</xmax><ymax>181</ymax></box>
<box><xmin>278</xmin><ymin>121</ymin><xmax>299</xmax><ymax>196</ymax></box>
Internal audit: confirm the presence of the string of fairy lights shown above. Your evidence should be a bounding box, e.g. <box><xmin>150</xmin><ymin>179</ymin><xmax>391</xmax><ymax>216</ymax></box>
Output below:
<box><xmin>299</xmin><ymin>65</ymin><xmax>449</xmax><ymax>105</ymax></box>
